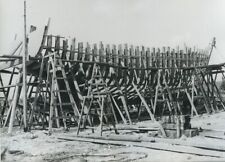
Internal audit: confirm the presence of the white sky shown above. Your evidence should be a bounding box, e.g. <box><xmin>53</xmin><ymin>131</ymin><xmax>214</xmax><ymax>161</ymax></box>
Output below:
<box><xmin>0</xmin><ymin>0</ymin><xmax>225</xmax><ymax>64</ymax></box>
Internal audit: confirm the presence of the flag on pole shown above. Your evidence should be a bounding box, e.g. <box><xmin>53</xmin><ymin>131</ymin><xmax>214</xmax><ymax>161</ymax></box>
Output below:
<box><xmin>30</xmin><ymin>25</ymin><xmax>37</xmax><ymax>33</ymax></box>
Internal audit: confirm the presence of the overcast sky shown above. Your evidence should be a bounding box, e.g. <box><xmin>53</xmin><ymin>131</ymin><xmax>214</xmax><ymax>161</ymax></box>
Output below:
<box><xmin>0</xmin><ymin>0</ymin><xmax>225</xmax><ymax>64</ymax></box>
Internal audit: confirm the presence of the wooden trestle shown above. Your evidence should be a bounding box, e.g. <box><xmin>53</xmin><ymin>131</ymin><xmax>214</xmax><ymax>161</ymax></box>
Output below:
<box><xmin>0</xmin><ymin>26</ymin><xmax>224</xmax><ymax>136</ymax></box>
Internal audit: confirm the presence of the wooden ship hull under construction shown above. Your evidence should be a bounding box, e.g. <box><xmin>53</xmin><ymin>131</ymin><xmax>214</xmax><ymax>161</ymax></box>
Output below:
<box><xmin>0</xmin><ymin>23</ymin><xmax>225</xmax><ymax>137</ymax></box>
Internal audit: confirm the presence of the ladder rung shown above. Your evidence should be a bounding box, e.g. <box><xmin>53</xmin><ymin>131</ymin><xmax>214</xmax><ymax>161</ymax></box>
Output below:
<box><xmin>55</xmin><ymin>77</ymin><xmax>67</xmax><ymax>80</ymax></box>
<box><xmin>55</xmin><ymin>64</ymin><xmax>64</xmax><ymax>67</ymax></box>
<box><xmin>31</xmin><ymin>91</ymin><xmax>48</xmax><ymax>93</ymax></box>
<box><xmin>92</xmin><ymin>92</ymin><xmax>109</xmax><ymax>95</ymax></box>
<box><xmin>52</xmin><ymin>115</ymin><xmax>79</xmax><ymax>119</ymax></box>
<box><xmin>54</xmin><ymin>90</ymin><xmax>70</xmax><ymax>93</ymax></box>
<box><xmin>78</xmin><ymin>84</ymin><xmax>85</xmax><ymax>87</ymax></box>
<box><xmin>83</xmin><ymin>113</ymin><xmax>98</xmax><ymax>116</ymax></box>
<box><xmin>83</xmin><ymin>96</ymin><xmax>93</xmax><ymax>99</ymax></box>
<box><xmin>90</xmin><ymin>83</ymin><xmax>106</xmax><ymax>86</ymax></box>
<box><xmin>93</xmin><ymin>95</ymin><xmax>107</xmax><ymax>98</ymax></box>
<box><xmin>194</xmin><ymin>96</ymin><xmax>204</xmax><ymax>98</ymax></box>
<box><xmin>92</xmin><ymin>100</ymin><xmax>99</xmax><ymax>103</ymax></box>
<box><xmin>84</xmin><ymin>95</ymin><xmax>107</xmax><ymax>99</ymax></box>
<box><xmin>53</xmin><ymin>103</ymin><xmax>74</xmax><ymax>106</ymax></box>
<box><xmin>84</xmin><ymin>111</ymin><xmax>112</xmax><ymax>117</ymax></box>
<box><xmin>104</xmin><ymin>113</ymin><xmax>113</xmax><ymax>116</ymax></box>
<box><xmin>28</xmin><ymin>83</ymin><xmax>49</xmax><ymax>86</ymax></box>
<box><xmin>39</xmin><ymin>103</ymin><xmax>50</xmax><ymax>105</ymax></box>
<box><xmin>50</xmin><ymin>69</ymin><xmax>64</xmax><ymax>73</ymax></box>
<box><xmin>93</xmin><ymin>75</ymin><xmax>101</xmax><ymax>78</ymax></box>
<box><xmin>157</xmin><ymin>99</ymin><xmax>166</xmax><ymax>102</ymax></box>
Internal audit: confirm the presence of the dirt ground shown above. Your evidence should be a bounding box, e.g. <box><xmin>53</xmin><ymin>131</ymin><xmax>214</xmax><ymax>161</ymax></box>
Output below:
<box><xmin>1</xmin><ymin>111</ymin><xmax>225</xmax><ymax>162</ymax></box>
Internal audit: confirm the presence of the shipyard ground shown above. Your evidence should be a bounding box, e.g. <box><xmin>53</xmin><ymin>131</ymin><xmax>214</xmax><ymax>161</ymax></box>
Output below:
<box><xmin>1</xmin><ymin>111</ymin><xmax>225</xmax><ymax>162</ymax></box>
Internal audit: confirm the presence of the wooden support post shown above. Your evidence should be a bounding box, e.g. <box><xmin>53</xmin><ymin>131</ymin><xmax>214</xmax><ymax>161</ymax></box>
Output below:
<box><xmin>153</xmin><ymin>85</ymin><xmax>159</xmax><ymax>113</ymax></box>
<box><xmin>109</xmin><ymin>96</ymin><xmax>118</xmax><ymax>125</ymax></box>
<box><xmin>3</xmin><ymin>106</ymin><xmax>12</xmax><ymax>128</ymax></box>
<box><xmin>211</xmin><ymin>77</ymin><xmax>225</xmax><ymax>110</ymax></box>
<box><xmin>210</xmin><ymin>73</ymin><xmax>219</xmax><ymax>111</ymax></box>
<box><xmin>120</xmin><ymin>93</ymin><xmax>132</xmax><ymax>124</ymax></box>
<box><xmin>23</xmin><ymin>0</ymin><xmax>28</xmax><ymax>131</ymax></box>
<box><xmin>100</xmin><ymin>97</ymin><xmax>104</xmax><ymax>136</ymax></box>
<box><xmin>176</xmin><ymin>116</ymin><xmax>181</xmax><ymax>138</ymax></box>
<box><xmin>132</xmin><ymin>82</ymin><xmax>154</xmax><ymax>121</ymax></box>
<box><xmin>153</xmin><ymin>70</ymin><xmax>161</xmax><ymax>113</ymax></box>
<box><xmin>54</xmin><ymin>106</ymin><xmax>60</xmax><ymax>128</ymax></box>
<box><xmin>163</xmin><ymin>93</ymin><xmax>172</xmax><ymax>113</ymax></box>
<box><xmin>70</xmin><ymin>38</ymin><xmax>76</xmax><ymax>61</ymax></box>
<box><xmin>152</xmin><ymin>47</ymin><xmax>156</xmax><ymax>67</ymax></box>
<box><xmin>135</xmin><ymin>46</ymin><xmax>140</xmax><ymax>78</ymax></box>
<box><xmin>191</xmin><ymin>74</ymin><xmax>195</xmax><ymax>116</ymax></box>
<box><xmin>200</xmin><ymin>72</ymin><xmax>215</xmax><ymax>112</ymax></box>
<box><xmin>111</xmin><ymin>96</ymin><xmax>127</xmax><ymax>124</ymax></box>
<box><xmin>131</xmin><ymin>82</ymin><xmax>166</xmax><ymax>137</ymax></box>
<box><xmin>8</xmin><ymin>72</ymin><xmax>23</xmax><ymax>134</ymax></box>
<box><xmin>77</xmin><ymin>97</ymin><xmax>87</xmax><ymax>135</ymax></box>
<box><xmin>185</xmin><ymin>89</ymin><xmax>198</xmax><ymax>116</ymax></box>
<box><xmin>48</xmin><ymin>54</ymin><xmax>56</xmax><ymax>134</ymax></box>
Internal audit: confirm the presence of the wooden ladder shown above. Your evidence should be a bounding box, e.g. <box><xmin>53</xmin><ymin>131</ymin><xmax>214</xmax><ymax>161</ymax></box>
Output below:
<box><xmin>28</xmin><ymin>56</ymin><xmax>47</xmax><ymax>130</ymax></box>
<box><xmin>77</xmin><ymin>63</ymin><xmax>118</xmax><ymax>136</ymax></box>
<box><xmin>48</xmin><ymin>53</ymin><xmax>80</xmax><ymax>133</ymax></box>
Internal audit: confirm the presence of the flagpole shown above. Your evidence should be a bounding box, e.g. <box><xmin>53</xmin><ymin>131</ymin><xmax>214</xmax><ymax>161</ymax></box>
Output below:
<box><xmin>23</xmin><ymin>0</ymin><xmax>28</xmax><ymax>131</ymax></box>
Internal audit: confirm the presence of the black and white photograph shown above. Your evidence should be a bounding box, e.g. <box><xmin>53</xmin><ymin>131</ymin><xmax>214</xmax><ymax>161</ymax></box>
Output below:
<box><xmin>1</xmin><ymin>0</ymin><xmax>225</xmax><ymax>161</ymax></box>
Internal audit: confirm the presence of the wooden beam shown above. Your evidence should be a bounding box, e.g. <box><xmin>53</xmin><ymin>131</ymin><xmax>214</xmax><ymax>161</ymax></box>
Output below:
<box><xmin>58</xmin><ymin>136</ymin><xmax>224</xmax><ymax>158</ymax></box>
<box><xmin>185</xmin><ymin>89</ymin><xmax>198</xmax><ymax>116</ymax></box>
<box><xmin>0</xmin><ymin>59</ymin><xmax>22</xmax><ymax>71</ymax></box>
<box><xmin>132</xmin><ymin>82</ymin><xmax>167</xmax><ymax>137</ymax></box>
<box><xmin>8</xmin><ymin>71</ymin><xmax>23</xmax><ymax>134</ymax></box>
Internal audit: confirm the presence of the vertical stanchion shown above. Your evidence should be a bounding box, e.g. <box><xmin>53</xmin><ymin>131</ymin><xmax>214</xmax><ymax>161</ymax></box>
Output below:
<box><xmin>23</xmin><ymin>0</ymin><xmax>28</xmax><ymax>131</ymax></box>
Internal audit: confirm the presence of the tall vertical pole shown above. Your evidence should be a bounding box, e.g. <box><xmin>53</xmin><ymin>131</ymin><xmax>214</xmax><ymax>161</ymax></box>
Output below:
<box><xmin>23</xmin><ymin>0</ymin><xmax>28</xmax><ymax>131</ymax></box>
<box><xmin>191</xmin><ymin>75</ymin><xmax>195</xmax><ymax>116</ymax></box>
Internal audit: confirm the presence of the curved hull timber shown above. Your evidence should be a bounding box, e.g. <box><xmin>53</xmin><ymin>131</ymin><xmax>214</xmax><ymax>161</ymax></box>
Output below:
<box><xmin>31</xmin><ymin>35</ymin><xmax>223</xmax><ymax>120</ymax></box>
<box><xmin>1</xmin><ymin>32</ymin><xmax>224</xmax><ymax>133</ymax></box>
